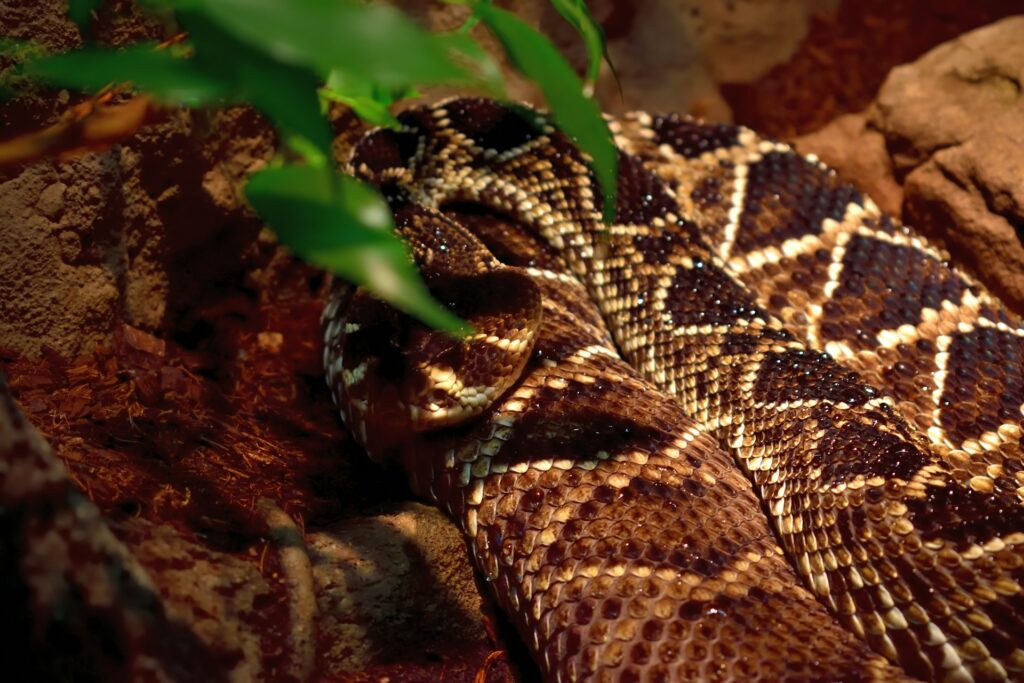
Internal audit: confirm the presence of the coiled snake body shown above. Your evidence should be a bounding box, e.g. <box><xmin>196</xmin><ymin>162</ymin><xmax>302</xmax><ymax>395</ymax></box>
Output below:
<box><xmin>323</xmin><ymin>99</ymin><xmax>1024</xmax><ymax>682</ymax></box>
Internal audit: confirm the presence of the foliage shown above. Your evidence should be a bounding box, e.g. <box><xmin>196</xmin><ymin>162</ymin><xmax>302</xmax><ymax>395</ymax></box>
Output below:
<box><xmin>67</xmin><ymin>0</ymin><xmax>103</xmax><ymax>32</ymax></box>
<box><xmin>548</xmin><ymin>0</ymin><xmax>610</xmax><ymax>94</ymax></box>
<box><xmin>6</xmin><ymin>0</ymin><xmax>615</xmax><ymax>333</ymax></box>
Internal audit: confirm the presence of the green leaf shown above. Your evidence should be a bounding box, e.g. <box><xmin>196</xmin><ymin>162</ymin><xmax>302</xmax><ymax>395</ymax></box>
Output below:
<box><xmin>475</xmin><ymin>4</ymin><xmax>617</xmax><ymax>222</ymax></box>
<box><xmin>548</xmin><ymin>0</ymin><xmax>604</xmax><ymax>93</ymax></box>
<box><xmin>193</xmin><ymin>0</ymin><xmax>471</xmax><ymax>90</ymax></box>
<box><xmin>23</xmin><ymin>44</ymin><xmax>229</xmax><ymax>105</ymax></box>
<box><xmin>245</xmin><ymin>165</ymin><xmax>469</xmax><ymax>334</ymax></box>
<box><xmin>321</xmin><ymin>69</ymin><xmax>402</xmax><ymax>129</ymax></box>
<box><xmin>324</xmin><ymin>69</ymin><xmax>419</xmax><ymax>106</ymax></box>
<box><xmin>180</xmin><ymin>11</ymin><xmax>334</xmax><ymax>161</ymax></box>
<box><xmin>281</xmin><ymin>133</ymin><xmax>329</xmax><ymax>168</ymax></box>
<box><xmin>67</xmin><ymin>0</ymin><xmax>102</xmax><ymax>33</ymax></box>
<box><xmin>323</xmin><ymin>93</ymin><xmax>402</xmax><ymax>129</ymax></box>
<box><xmin>438</xmin><ymin>32</ymin><xmax>505</xmax><ymax>98</ymax></box>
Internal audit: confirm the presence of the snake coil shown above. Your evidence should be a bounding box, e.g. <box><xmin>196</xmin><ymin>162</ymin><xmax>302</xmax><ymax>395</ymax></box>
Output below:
<box><xmin>324</xmin><ymin>98</ymin><xmax>1024</xmax><ymax>682</ymax></box>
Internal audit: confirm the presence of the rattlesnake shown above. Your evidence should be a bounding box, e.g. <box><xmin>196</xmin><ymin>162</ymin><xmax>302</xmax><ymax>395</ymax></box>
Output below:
<box><xmin>324</xmin><ymin>98</ymin><xmax>1024</xmax><ymax>682</ymax></box>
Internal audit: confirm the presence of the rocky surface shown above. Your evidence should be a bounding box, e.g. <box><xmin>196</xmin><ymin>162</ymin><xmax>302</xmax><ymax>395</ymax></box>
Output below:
<box><xmin>0</xmin><ymin>107</ymin><xmax>273</xmax><ymax>360</ymax></box>
<box><xmin>795</xmin><ymin>15</ymin><xmax>1024</xmax><ymax>314</ymax></box>
<box><xmin>538</xmin><ymin>0</ymin><xmax>838</xmax><ymax>120</ymax></box>
<box><xmin>722</xmin><ymin>0</ymin><xmax>1024</xmax><ymax>139</ymax></box>
<box><xmin>877</xmin><ymin>15</ymin><xmax>1024</xmax><ymax>313</ymax></box>
<box><xmin>397</xmin><ymin>0</ymin><xmax>835</xmax><ymax>121</ymax></box>
<box><xmin>309</xmin><ymin>504</ymin><xmax>498</xmax><ymax>677</ymax></box>
<box><xmin>0</xmin><ymin>0</ymin><xmax>274</xmax><ymax>361</ymax></box>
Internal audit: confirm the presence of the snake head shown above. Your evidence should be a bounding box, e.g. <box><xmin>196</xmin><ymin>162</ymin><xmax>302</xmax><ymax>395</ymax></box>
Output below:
<box><xmin>323</xmin><ymin>205</ymin><xmax>542</xmax><ymax>465</ymax></box>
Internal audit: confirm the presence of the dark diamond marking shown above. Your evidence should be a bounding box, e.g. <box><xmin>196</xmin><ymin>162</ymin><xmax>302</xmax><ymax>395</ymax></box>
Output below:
<box><xmin>822</xmin><ymin>235</ymin><xmax>967</xmax><ymax>345</ymax></box>
<box><xmin>732</xmin><ymin>152</ymin><xmax>863</xmax><ymax>256</ymax></box>
<box><xmin>615</xmin><ymin>153</ymin><xmax>678</xmax><ymax>226</ymax></box>
<box><xmin>661</xmin><ymin>265</ymin><xmax>770</xmax><ymax>327</ymax></box>
<box><xmin>813</xmin><ymin>418</ymin><xmax>930</xmax><ymax>487</ymax></box>
<box><xmin>443</xmin><ymin>98</ymin><xmax>543</xmax><ymax>154</ymax></box>
<box><xmin>753</xmin><ymin>349</ymin><xmax>877</xmax><ymax>407</ymax></box>
<box><xmin>651</xmin><ymin>115</ymin><xmax>740</xmax><ymax>158</ymax></box>
<box><xmin>940</xmin><ymin>327</ymin><xmax>1024</xmax><ymax>443</ymax></box>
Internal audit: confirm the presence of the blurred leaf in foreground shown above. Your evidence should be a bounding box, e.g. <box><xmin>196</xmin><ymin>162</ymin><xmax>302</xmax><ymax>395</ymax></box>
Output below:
<box><xmin>548</xmin><ymin>0</ymin><xmax>607</xmax><ymax>95</ymax></box>
<box><xmin>438</xmin><ymin>31</ymin><xmax>505</xmax><ymax>98</ymax></box>
<box><xmin>245</xmin><ymin>165</ymin><xmax>469</xmax><ymax>334</ymax></box>
<box><xmin>179</xmin><ymin>10</ymin><xmax>335</xmax><ymax>161</ymax></box>
<box><xmin>320</xmin><ymin>69</ymin><xmax>404</xmax><ymax>129</ymax></box>
<box><xmin>194</xmin><ymin>0</ymin><xmax>472</xmax><ymax>90</ymax></box>
<box><xmin>0</xmin><ymin>39</ymin><xmax>51</xmax><ymax>101</ymax></box>
<box><xmin>67</xmin><ymin>0</ymin><xmax>102</xmax><ymax>32</ymax></box>
<box><xmin>23</xmin><ymin>44</ymin><xmax>229</xmax><ymax>106</ymax></box>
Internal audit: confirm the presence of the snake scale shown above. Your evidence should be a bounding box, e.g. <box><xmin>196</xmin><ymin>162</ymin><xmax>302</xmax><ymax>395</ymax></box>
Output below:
<box><xmin>322</xmin><ymin>98</ymin><xmax>1024</xmax><ymax>682</ymax></box>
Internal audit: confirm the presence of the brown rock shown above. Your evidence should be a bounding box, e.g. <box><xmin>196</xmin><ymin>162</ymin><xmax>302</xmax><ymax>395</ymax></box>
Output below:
<box><xmin>581</xmin><ymin>0</ymin><xmax>837</xmax><ymax>118</ymax></box>
<box><xmin>310</xmin><ymin>502</ymin><xmax>502</xmax><ymax>678</ymax></box>
<box><xmin>395</xmin><ymin>0</ymin><xmax>836</xmax><ymax>121</ymax></box>
<box><xmin>0</xmin><ymin>1</ymin><xmax>275</xmax><ymax>361</ymax></box>
<box><xmin>902</xmin><ymin>132</ymin><xmax>1024</xmax><ymax>311</ymax></box>
<box><xmin>0</xmin><ymin>154</ymin><xmax>120</xmax><ymax>359</ymax></box>
<box><xmin>869</xmin><ymin>15</ymin><xmax>1024</xmax><ymax>311</ymax></box>
<box><xmin>793</xmin><ymin>111</ymin><xmax>903</xmax><ymax>218</ymax></box>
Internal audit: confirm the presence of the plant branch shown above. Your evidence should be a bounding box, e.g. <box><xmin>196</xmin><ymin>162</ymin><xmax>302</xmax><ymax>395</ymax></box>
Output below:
<box><xmin>0</xmin><ymin>93</ymin><xmax>171</xmax><ymax>168</ymax></box>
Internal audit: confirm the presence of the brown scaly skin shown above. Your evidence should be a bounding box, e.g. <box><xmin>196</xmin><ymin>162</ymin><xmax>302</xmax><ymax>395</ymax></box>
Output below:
<box><xmin>344</xmin><ymin>98</ymin><xmax>1024</xmax><ymax>682</ymax></box>
<box><xmin>323</xmin><ymin>198</ymin><xmax>905</xmax><ymax>682</ymax></box>
<box><xmin>612</xmin><ymin>113</ymin><xmax>1024</xmax><ymax>505</ymax></box>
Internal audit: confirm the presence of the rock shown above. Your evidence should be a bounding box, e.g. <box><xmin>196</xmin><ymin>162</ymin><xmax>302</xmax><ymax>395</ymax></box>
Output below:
<box><xmin>793</xmin><ymin>111</ymin><xmax>903</xmax><ymax>218</ymax></box>
<box><xmin>547</xmin><ymin>0</ymin><xmax>733</xmax><ymax>120</ymax></box>
<box><xmin>35</xmin><ymin>181</ymin><xmax>65</xmax><ymax>218</ymax></box>
<box><xmin>869</xmin><ymin>15</ymin><xmax>1024</xmax><ymax>312</ymax></box>
<box><xmin>901</xmin><ymin>132</ymin><xmax>1024</xmax><ymax>313</ymax></box>
<box><xmin>0</xmin><ymin>1</ymin><xmax>275</xmax><ymax>361</ymax></box>
<box><xmin>394</xmin><ymin>0</ymin><xmax>837</xmax><ymax>121</ymax></box>
<box><xmin>309</xmin><ymin>503</ymin><xmax>502</xmax><ymax>677</ymax></box>
<box><xmin>0</xmin><ymin>155</ymin><xmax>121</xmax><ymax>359</ymax></box>
<box><xmin>570</xmin><ymin>0</ymin><xmax>838</xmax><ymax>119</ymax></box>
